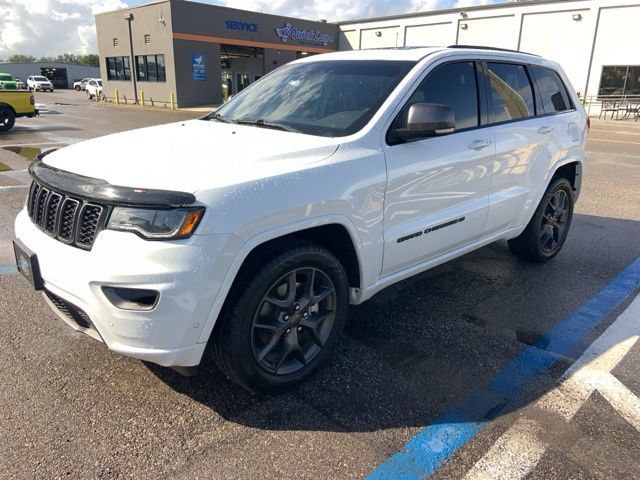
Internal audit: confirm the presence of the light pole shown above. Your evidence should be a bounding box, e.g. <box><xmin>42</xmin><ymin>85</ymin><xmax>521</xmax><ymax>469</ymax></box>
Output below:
<box><xmin>124</xmin><ymin>13</ymin><xmax>138</xmax><ymax>104</ymax></box>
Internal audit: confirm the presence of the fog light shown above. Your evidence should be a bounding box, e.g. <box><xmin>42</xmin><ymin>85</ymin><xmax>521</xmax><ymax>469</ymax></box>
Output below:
<box><xmin>102</xmin><ymin>286</ymin><xmax>159</xmax><ymax>310</ymax></box>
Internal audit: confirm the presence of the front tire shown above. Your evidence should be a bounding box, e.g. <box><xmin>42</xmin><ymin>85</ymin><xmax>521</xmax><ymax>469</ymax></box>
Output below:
<box><xmin>212</xmin><ymin>243</ymin><xmax>349</xmax><ymax>393</ymax></box>
<box><xmin>508</xmin><ymin>177</ymin><xmax>574</xmax><ymax>262</ymax></box>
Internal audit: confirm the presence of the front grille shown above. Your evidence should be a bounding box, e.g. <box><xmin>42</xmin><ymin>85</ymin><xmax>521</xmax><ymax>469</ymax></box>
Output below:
<box><xmin>44</xmin><ymin>289</ymin><xmax>94</xmax><ymax>329</ymax></box>
<box><xmin>27</xmin><ymin>181</ymin><xmax>107</xmax><ymax>250</ymax></box>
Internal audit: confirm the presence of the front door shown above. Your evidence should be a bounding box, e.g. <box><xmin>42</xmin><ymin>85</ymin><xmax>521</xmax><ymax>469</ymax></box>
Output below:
<box><xmin>382</xmin><ymin>61</ymin><xmax>494</xmax><ymax>276</ymax></box>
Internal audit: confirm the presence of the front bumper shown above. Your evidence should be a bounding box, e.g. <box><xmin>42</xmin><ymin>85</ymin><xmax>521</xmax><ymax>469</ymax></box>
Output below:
<box><xmin>15</xmin><ymin>208</ymin><xmax>232</xmax><ymax>367</ymax></box>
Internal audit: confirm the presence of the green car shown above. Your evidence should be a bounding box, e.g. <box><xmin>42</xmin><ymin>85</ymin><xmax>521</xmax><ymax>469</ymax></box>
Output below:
<box><xmin>0</xmin><ymin>73</ymin><xmax>18</xmax><ymax>90</ymax></box>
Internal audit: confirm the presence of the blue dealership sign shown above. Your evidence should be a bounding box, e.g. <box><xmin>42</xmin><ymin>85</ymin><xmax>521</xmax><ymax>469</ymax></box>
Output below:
<box><xmin>192</xmin><ymin>54</ymin><xmax>205</xmax><ymax>81</ymax></box>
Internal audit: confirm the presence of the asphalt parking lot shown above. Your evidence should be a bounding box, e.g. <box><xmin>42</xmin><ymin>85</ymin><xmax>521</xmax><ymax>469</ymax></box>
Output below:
<box><xmin>0</xmin><ymin>90</ymin><xmax>639</xmax><ymax>479</ymax></box>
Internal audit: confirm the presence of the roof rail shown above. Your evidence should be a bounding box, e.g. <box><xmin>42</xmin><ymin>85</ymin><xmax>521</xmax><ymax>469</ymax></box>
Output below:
<box><xmin>447</xmin><ymin>45</ymin><xmax>540</xmax><ymax>57</ymax></box>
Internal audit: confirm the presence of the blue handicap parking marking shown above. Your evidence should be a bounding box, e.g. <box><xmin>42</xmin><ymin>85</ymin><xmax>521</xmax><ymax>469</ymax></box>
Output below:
<box><xmin>367</xmin><ymin>256</ymin><xmax>640</xmax><ymax>480</ymax></box>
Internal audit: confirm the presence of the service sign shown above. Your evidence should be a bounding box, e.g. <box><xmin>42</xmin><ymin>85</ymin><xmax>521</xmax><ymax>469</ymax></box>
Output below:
<box><xmin>192</xmin><ymin>54</ymin><xmax>205</xmax><ymax>81</ymax></box>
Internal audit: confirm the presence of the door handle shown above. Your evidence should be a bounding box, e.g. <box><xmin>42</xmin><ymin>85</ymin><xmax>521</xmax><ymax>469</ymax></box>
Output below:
<box><xmin>538</xmin><ymin>125</ymin><xmax>555</xmax><ymax>134</ymax></box>
<box><xmin>468</xmin><ymin>140</ymin><xmax>493</xmax><ymax>151</ymax></box>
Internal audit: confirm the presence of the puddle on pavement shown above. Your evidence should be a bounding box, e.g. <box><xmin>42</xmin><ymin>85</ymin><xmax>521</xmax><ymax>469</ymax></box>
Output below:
<box><xmin>2</xmin><ymin>146</ymin><xmax>42</xmax><ymax>162</ymax></box>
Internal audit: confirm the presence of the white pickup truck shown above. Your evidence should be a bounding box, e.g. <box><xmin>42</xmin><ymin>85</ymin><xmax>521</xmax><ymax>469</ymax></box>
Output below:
<box><xmin>14</xmin><ymin>46</ymin><xmax>588</xmax><ymax>392</ymax></box>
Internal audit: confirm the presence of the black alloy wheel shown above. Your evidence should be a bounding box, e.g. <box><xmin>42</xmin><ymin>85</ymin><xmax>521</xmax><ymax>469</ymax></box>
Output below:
<box><xmin>508</xmin><ymin>177</ymin><xmax>574</xmax><ymax>262</ymax></box>
<box><xmin>212</xmin><ymin>243</ymin><xmax>349</xmax><ymax>393</ymax></box>
<box><xmin>539</xmin><ymin>189</ymin><xmax>570</xmax><ymax>253</ymax></box>
<box><xmin>251</xmin><ymin>267</ymin><xmax>337</xmax><ymax>375</ymax></box>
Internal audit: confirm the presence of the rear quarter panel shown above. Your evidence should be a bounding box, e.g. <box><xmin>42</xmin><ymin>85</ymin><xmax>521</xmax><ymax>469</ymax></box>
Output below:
<box><xmin>0</xmin><ymin>91</ymin><xmax>35</xmax><ymax>116</ymax></box>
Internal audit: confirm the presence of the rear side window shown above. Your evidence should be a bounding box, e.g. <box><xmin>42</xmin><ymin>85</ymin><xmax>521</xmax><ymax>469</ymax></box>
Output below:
<box><xmin>531</xmin><ymin>66</ymin><xmax>573</xmax><ymax>113</ymax></box>
<box><xmin>486</xmin><ymin>62</ymin><xmax>534</xmax><ymax>123</ymax></box>
<box><xmin>405</xmin><ymin>62</ymin><xmax>479</xmax><ymax>130</ymax></box>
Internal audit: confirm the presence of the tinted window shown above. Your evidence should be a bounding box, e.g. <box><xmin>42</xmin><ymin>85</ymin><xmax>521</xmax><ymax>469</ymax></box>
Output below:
<box><xmin>598</xmin><ymin>65</ymin><xmax>640</xmax><ymax>97</ymax></box>
<box><xmin>531</xmin><ymin>66</ymin><xmax>572</xmax><ymax>113</ymax></box>
<box><xmin>486</xmin><ymin>63</ymin><xmax>534</xmax><ymax>123</ymax></box>
<box><xmin>405</xmin><ymin>62</ymin><xmax>479</xmax><ymax>130</ymax></box>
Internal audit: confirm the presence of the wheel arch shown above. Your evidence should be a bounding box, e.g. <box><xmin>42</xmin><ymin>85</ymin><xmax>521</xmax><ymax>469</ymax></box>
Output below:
<box><xmin>551</xmin><ymin>159</ymin><xmax>583</xmax><ymax>202</ymax></box>
<box><xmin>0</xmin><ymin>103</ymin><xmax>16</xmax><ymax>115</ymax></box>
<box><xmin>197</xmin><ymin>217</ymin><xmax>365</xmax><ymax>346</ymax></box>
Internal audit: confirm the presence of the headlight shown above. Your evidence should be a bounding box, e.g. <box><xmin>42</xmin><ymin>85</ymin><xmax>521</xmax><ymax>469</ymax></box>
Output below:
<box><xmin>107</xmin><ymin>207</ymin><xmax>204</xmax><ymax>239</ymax></box>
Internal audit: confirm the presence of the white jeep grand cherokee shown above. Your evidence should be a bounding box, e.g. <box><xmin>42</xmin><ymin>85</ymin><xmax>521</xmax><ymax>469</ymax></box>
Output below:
<box><xmin>14</xmin><ymin>47</ymin><xmax>588</xmax><ymax>392</ymax></box>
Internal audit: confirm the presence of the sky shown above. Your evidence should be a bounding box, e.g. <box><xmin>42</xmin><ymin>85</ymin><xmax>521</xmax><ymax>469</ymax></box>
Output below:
<box><xmin>0</xmin><ymin>0</ymin><xmax>500</xmax><ymax>59</ymax></box>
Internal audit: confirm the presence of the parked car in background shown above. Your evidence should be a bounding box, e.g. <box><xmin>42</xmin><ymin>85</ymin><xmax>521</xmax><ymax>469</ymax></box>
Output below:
<box><xmin>73</xmin><ymin>78</ymin><xmax>91</xmax><ymax>91</ymax></box>
<box><xmin>13</xmin><ymin>47</ymin><xmax>588</xmax><ymax>393</ymax></box>
<box><xmin>27</xmin><ymin>76</ymin><xmax>54</xmax><ymax>92</ymax></box>
<box><xmin>85</xmin><ymin>79</ymin><xmax>104</xmax><ymax>100</ymax></box>
<box><xmin>0</xmin><ymin>90</ymin><xmax>38</xmax><ymax>131</ymax></box>
<box><xmin>0</xmin><ymin>73</ymin><xmax>19</xmax><ymax>90</ymax></box>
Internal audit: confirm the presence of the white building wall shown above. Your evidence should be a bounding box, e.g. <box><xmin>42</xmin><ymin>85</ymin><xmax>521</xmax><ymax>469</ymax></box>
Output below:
<box><xmin>586</xmin><ymin>4</ymin><xmax>640</xmax><ymax>96</ymax></box>
<box><xmin>404</xmin><ymin>22</ymin><xmax>453</xmax><ymax>47</ymax></box>
<box><xmin>457</xmin><ymin>15</ymin><xmax>518</xmax><ymax>49</ymax></box>
<box><xmin>338</xmin><ymin>0</ymin><xmax>640</xmax><ymax>98</ymax></box>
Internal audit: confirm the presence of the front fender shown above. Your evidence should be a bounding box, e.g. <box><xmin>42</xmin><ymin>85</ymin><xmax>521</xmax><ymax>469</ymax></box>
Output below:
<box><xmin>196</xmin><ymin>214</ymin><xmax>367</xmax><ymax>345</ymax></box>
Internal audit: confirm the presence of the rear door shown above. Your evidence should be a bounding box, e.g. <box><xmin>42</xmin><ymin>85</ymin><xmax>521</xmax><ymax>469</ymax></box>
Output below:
<box><xmin>381</xmin><ymin>60</ymin><xmax>494</xmax><ymax>276</ymax></box>
<box><xmin>482</xmin><ymin>61</ymin><xmax>564</xmax><ymax>235</ymax></box>
<box><xmin>530</xmin><ymin>65</ymin><xmax>586</xmax><ymax>158</ymax></box>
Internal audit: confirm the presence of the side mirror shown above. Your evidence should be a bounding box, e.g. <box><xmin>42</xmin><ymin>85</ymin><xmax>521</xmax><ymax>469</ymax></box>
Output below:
<box><xmin>393</xmin><ymin>103</ymin><xmax>455</xmax><ymax>142</ymax></box>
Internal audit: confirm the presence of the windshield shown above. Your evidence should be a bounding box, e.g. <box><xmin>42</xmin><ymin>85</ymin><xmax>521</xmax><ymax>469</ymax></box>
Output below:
<box><xmin>0</xmin><ymin>74</ymin><xmax>14</xmax><ymax>81</ymax></box>
<box><xmin>213</xmin><ymin>60</ymin><xmax>415</xmax><ymax>137</ymax></box>
<box><xmin>34</xmin><ymin>76</ymin><xmax>48</xmax><ymax>81</ymax></box>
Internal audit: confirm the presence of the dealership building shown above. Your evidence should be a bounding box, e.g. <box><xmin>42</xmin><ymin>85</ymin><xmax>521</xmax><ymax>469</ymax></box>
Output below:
<box><xmin>95</xmin><ymin>1</ymin><xmax>338</xmax><ymax>107</ymax></box>
<box><xmin>95</xmin><ymin>0</ymin><xmax>640</xmax><ymax>107</ymax></box>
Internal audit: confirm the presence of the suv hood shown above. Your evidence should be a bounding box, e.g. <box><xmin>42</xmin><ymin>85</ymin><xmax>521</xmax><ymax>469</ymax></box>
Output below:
<box><xmin>42</xmin><ymin>119</ymin><xmax>342</xmax><ymax>193</ymax></box>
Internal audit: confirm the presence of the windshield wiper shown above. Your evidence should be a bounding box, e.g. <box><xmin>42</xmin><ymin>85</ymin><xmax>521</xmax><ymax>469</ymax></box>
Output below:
<box><xmin>235</xmin><ymin>118</ymin><xmax>300</xmax><ymax>133</ymax></box>
<box><xmin>206</xmin><ymin>112</ymin><xmax>236</xmax><ymax>124</ymax></box>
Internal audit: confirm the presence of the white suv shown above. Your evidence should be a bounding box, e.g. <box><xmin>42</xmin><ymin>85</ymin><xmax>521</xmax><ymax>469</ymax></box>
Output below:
<box><xmin>27</xmin><ymin>75</ymin><xmax>54</xmax><ymax>92</ymax></box>
<box><xmin>85</xmin><ymin>79</ymin><xmax>104</xmax><ymax>100</ymax></box>
<box><xmin>14</xmin><ymin>47</ymin><xmax>588</xmax><ymax>392</ymax></box>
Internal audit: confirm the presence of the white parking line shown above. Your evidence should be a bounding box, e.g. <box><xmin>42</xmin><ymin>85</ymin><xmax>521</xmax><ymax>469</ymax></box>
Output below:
<box><xmin>0</xmin><ymin>142</ymin><xmax>65</xmax><ymax>148</ymax></box>
<box><xmin>463</xmin><ymin>293</ymin><xmax>640</xmax><ymax>479</ymax></box>
<box><xmin>463</xmin><ymin>420</ymin><xmax>547</xmax><ymax>480</ymax></box>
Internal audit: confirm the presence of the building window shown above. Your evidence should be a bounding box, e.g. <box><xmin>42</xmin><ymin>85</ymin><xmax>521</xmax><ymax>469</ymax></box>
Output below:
<box><xmin>599</xmin><ymin>66</ymin><xmax>640</xmax><ymax>98</ymax></box>
<box><xmin>144</xmin><ymin>34</ymin><xmax>151</xmax><ymax>45</ymax></box>
<box><xmin>106</xmin><ymin>56</ymin><xmax>132</xmax><ymax>81</ymax></box>
<box><xmin>113</xmin><ymin>38</ymin><xmax>118</xmax><ymax>47</ymax></box>
<box><xmin>135</xmin><ymin>54</ymin><xmax>166</xmax><ymax>82</ymax></box>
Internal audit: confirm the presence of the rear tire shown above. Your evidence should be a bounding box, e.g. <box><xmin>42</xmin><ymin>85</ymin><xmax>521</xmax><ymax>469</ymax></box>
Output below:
<box><xmin>508</xmin><ymin>177</ymin><xmax>574</xmax><ymax>262</ymax></box>
<box><xmin>0</xmin><ymin>107</ymin><xmax>16</xmax><ymax>132</ymax></box>
<box><xmin>212</xmin><ymin>243</ymin><xmax>349</xmax><ymax>393</ymax></box>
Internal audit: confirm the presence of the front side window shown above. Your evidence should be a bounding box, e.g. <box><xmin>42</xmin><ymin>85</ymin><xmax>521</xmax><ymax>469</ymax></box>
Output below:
<box><xmin>106</xmin><ymin>56</ymin><xmax>131</xmax><ymax>81</ymax></box>
<box><xmin>486</xmin><ymin>62</ymin><xmax>534</xmax><ymax>123</ymax></box>
<box><xmin>531</xmin><ymin>66</ymin><xmax>572</xmax><ymax>113</ymax></box>
<box><xmin>403</xmin><ymin>61</ymin><xmax>479</xmax><ymax>130</ymax></box>
<box><xmin>214</xmin><ymin>60</ymin><xmax>416</xmax><ymax>137</ymax></box>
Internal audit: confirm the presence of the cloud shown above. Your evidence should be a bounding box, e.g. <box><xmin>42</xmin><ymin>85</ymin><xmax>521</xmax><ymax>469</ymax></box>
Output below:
<box><xmin>0</xmin><ymin>0</ymin><xmax>501</xmax><ymax>58</ymax></box>
<box><xmin>220</xmin><ymin>0</ymin><xmax>459</xmax><ymax>22</ymax></box>
<box><xmin>0</xmin><ymin>0</ymin><xmax>126</xmax><ymax>58</ymax></box>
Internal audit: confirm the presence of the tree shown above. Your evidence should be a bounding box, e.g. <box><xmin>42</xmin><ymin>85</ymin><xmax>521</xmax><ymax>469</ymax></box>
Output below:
<box><xmin>8</xmin><ymin>54</ymin><xmax>36</xmax><ymax>63</ymax></box>
<box><xmin>78</xmin><ymin>54</ymin><xmax>99</xmax><ymax>67</ymax></box>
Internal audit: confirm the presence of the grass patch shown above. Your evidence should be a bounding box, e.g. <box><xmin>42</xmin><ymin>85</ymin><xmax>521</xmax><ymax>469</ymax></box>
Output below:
<box><xmin>0</xmin><ymin>162</ymin><xmax>12</xmax><ymax>171</ymax></box>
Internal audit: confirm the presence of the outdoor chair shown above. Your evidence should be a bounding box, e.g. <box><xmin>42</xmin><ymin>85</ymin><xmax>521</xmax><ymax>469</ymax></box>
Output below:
<box><xmin>599</xmin><ymin>101</ymin><xmax>620</xmax><ymax>120</ymax></box>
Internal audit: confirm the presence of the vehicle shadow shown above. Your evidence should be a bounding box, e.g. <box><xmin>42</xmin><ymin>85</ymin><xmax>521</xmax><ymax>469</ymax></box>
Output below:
<box><xmin>148</xmin><ymin>213</ymin><xmax>640</xmax><ymax>433</ymax></box>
